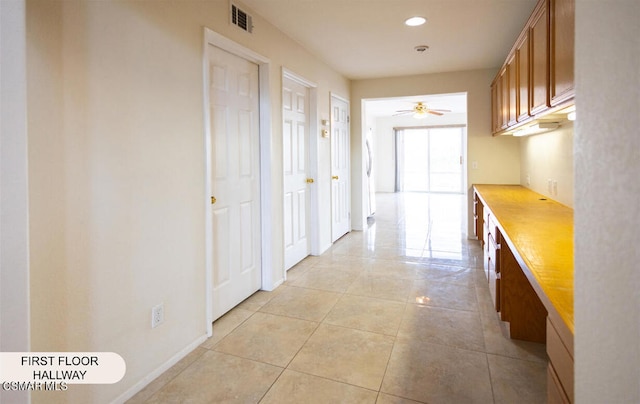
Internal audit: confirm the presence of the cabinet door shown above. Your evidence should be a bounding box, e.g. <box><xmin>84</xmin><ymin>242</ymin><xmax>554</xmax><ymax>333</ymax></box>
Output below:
<box><xmin>516</xmin><ymin>33</ymin><xmax>530</xmax><ymax>121</ymax></box>
<box><xmin>507</xmin><ymin>53</ymin><xmax>518</xmax><ymax>126</ymax></box>
<box><xmin>488</xmin><ymin>231</ymin><xmax>501</xmax><ymax>311</ymax></box>
<box><xmin>499</xmin><ymin>66</ymin><xmax>509</xmax><ymax>130</ymax></box>
<box><xmin>530</xmin><ymin>0</ymin><xmax>549</xmax><ymax>115</ymax></box>
<box><xmin>550</xmin><ymin>0</ymin><xmax>575</xmax><ymax>106</ymax></box>
<box><xmin>491</xmin><ymin>81</ymin><xmax>499</xmax><ymax>134</ymax></box>
<box><xmin>492</xmin><ymin>67</ymin><xmax>508</xmax><ymax>133</ymax></box>
<box><xmin>483</xmin><ymin>210</ymin><xmax>491</xmax><ymax>281</ymax></box>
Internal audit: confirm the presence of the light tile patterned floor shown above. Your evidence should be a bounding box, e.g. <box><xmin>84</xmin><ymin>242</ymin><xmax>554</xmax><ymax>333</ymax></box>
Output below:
<box><xmin>129</xmin><ymin>193</ymin><xmax>547</xmax><ymax>403</ymax></box>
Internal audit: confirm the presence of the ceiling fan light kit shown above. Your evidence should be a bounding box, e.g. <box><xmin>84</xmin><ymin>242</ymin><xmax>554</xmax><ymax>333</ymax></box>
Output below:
<box><xmin>394</xmin><ymin>101</ymin><xmax>451</xmax><ymax>119</ymax></box>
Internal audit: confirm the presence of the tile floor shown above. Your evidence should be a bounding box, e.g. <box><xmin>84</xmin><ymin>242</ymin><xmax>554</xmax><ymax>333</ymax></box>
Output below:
<box><xmin>129</xmin><ymin>193</ymin><xmax>548</xmax><ymax>404</ymax></box>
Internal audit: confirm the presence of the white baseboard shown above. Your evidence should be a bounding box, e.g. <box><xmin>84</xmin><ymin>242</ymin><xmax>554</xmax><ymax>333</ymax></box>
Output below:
<box><xmin>262</xmin><ymin>277</ymin><xmax>284</xmax><ymax>292</ymax></box>
<box><xmin>111</xmin><ymin>334</ymin><xmax>208</xmax><ymax>404</ymax></box>
<box><xmin>319</xmin><ymin>242</ymin><xmax>332</xmax><ymax>255</ymax></box>
<box><xmin>272</xmin><ymin>277</ymin><xmax>284</xmax><ymax>289</ymax></box>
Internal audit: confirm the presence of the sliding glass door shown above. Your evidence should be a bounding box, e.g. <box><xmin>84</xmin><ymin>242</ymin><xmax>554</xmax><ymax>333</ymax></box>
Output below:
<box><xmin>396</xmin><ymin>126</ymin><xmax>465</xmax><ymax>193</ymax></box>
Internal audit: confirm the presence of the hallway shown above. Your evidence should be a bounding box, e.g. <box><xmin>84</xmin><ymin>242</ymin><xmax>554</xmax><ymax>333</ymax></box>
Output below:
<box><xmin>129</xmin><ymin>193</ymin><xmax>547</xmax><ymax>403</ymax></box>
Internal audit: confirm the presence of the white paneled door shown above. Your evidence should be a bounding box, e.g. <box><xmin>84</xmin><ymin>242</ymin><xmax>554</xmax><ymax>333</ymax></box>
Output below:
<box><xmin>283</xmin><ymin>77</ymin><xmax>311</xmax><ymax>270</ymax></box>
<box><xmin>331</xmin><ymin>95</ymin><xmax>351</xmax><ymax>242</ymax></box>
<box><xmin>208</xmin><ymin>44</ymin><xmax>261</xmax><ymax>321</ymax></box>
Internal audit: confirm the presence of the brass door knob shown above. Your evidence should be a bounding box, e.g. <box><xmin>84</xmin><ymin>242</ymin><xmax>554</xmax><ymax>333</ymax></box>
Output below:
<box><xmin>306</xmin><ymin>178</ymin><xmax>314</xmax><ymax>184</ymax></box>
<box><xmin>211</xmin><ymin>196</ymin><xmax>217</xmax><ymax>204</ymax></box>
<box><xmin>332</xmin><ymin>175</ymin><xmax>339</xmax><ymax>180</ymax></box>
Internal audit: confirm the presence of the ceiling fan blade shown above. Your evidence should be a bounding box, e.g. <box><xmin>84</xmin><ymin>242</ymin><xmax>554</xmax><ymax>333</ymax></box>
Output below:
<box><xmin>393</xmin><ymin>111</ymin><xmax>413</xmax><ymax>116</ymax></box>
<box><xmin>394</xmin><ymin>109</ymin><xmax>414</xmax><ymax>113</ymax></box>
<box><xmin>428</xmin><ymin>109</ymin><xmax>451</xmax><ymax>112</ymax></box>
<box><xmin>428</xmin><ymin>111</ymin><xmax>444</xmax><ymax>116</ymax></box>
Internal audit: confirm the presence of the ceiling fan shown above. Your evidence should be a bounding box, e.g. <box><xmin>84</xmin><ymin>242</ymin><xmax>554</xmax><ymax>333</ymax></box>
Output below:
<box><xmin>394</xmin><ymin>102</ymin><xmax>451</xmax><ymax>119</ymax></box>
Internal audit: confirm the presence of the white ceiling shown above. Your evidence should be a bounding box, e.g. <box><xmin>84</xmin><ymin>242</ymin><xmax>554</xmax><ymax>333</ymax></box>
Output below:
<box><xmin>240</xmin><ymin>0</ymin><xmax>538</xmax><ymax>80</ymax></box>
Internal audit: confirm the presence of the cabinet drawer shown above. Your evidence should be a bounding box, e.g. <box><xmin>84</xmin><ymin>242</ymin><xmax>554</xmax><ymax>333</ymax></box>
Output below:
<box><xmin>547</xmin><ymin>317</ymin><xmax>574</xmax><ymax>403</ymax></box>
<box><xmin>547</xmin><ymin>364</ymin><xmax>571</xmax><ymax>404</ymax></box>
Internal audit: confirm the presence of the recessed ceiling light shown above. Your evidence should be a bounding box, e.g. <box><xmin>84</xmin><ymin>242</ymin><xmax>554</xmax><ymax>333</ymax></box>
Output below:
<box><xmin>405</xmin><ymin>16</ymin><xmax>426</xmax><ymax>27</ymax></box>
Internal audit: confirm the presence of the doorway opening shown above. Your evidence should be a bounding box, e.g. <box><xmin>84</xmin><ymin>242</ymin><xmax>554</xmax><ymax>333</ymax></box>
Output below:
<box><xmin>362</xmin><ymin>92</ymin><xmax>468</xmax><ymax>235</ymax></box>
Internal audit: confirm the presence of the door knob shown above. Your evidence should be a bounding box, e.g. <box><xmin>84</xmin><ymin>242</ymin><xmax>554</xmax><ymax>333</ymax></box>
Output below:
<box><xmin>211</xmin><ymin>196</ymin><xmax>217</xmax><ymax>204</ymax></box>
<box><xmin>306</xmin><ymin>178</ymin><xmax>314</xmax><ymax>184</ymax></box>
<box><xmin>332</xmin><ymin>175</ymin><xmax>339</xmax><ymax>180</ymax></box>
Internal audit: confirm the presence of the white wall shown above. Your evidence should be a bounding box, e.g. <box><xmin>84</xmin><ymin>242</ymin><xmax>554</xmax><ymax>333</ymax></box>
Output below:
<box><xmin>26</xmin><ymin>1</ymin><xmax>348</xmax><ymax>402</ymax></box>
<box><xmin>519</xmin><ymin>123</ymin><xmax>574</xmax><ymax>207</ymax></box>
<box><xmin>574</xmin><ymin>1</ymin><xmax>640</xmax><ymax>402</ymax></box>
<box><xmin>0</xmin><ymin>1</ymin><xmax>30</xmax><ymax>403</ymax></box>
<box><xmin>352</xmin><ymin>69</ymin><xmax>521</xmax><ymax>234</ymax></box>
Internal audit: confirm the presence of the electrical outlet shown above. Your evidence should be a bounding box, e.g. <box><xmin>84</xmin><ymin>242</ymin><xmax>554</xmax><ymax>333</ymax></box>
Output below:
<box><xmin>151</xmin><ymin>303</ymin><xmax>164</xmax><ymax>328</ymax></box>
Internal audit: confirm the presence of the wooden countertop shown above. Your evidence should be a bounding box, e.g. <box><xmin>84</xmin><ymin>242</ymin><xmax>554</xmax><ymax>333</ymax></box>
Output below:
<box><xmin>473</xmin><ymin>184</ymin><xmax>574</xmax><ymax>334</ymax></box>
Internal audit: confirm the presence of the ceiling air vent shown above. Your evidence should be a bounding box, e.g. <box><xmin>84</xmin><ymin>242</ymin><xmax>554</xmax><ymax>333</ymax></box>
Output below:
<box><xmin>231</xmin><ymin>4</ymin><xmax>253</xmax><ymax>33</ymax></box>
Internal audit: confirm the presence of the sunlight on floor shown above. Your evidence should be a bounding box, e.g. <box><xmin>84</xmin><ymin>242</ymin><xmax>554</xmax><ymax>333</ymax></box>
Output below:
<box><xmin>365</xmin><ymin>192</ymin><xmax>468</xmax><ymax>260</ymax></box>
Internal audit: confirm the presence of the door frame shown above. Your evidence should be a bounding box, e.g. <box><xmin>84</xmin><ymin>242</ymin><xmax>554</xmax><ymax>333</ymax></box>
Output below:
<box><xmin>203</xmin><ymin>28</ymin><xmax>272</xmax><ymax>336</ymax></box>
<box><xmin>281</xmin><ymin>68</ymin><xmax>321</xmax><ymax>264</ymax></box>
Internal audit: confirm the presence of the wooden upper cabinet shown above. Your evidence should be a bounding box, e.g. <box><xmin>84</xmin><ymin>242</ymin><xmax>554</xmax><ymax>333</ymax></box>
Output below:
<box><xmin>516</xmin><ymin>33</ymin><xmax>530</xmax><ymax>121</ymax></box>
<box><xmin>550</xmin><ymin>0</ymin><xmax>575</xmax><ymax>106</ymax></box>
<box><xmin>530</xmin><ymin>0</ymin><xmax>549</xmax><ymax>115</ymax></box>
<box><xmin>490</xmin><ymin>0</ymin><xmax>573</xmax><ymax>135</ymax></box>
<box><xmin>507</xmin><ymin>53</ymin><xmax>518</xmax><ymax>126</ymax></box>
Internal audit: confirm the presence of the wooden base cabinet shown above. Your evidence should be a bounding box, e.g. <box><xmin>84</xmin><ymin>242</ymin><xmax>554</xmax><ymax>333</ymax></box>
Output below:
<box><xmin>474</xmin><ymin>185</ymin><xmax>574</xmax><ymax>403</ymax></box>
<box><xmin>500</xmin><ymin>241</ymin><xmax>547</xmax><ymax>342</ymax></box>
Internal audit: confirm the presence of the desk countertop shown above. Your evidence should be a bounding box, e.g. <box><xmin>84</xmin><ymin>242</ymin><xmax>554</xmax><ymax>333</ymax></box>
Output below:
<box><xmin>473</xmin><ymin>184</ymin><xmax>574</xmax><ymax>334</ymax></box>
